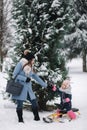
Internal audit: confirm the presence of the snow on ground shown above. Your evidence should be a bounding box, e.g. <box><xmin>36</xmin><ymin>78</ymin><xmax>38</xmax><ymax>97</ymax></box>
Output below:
<box><xmin>0</xmin><ymin>58</ymin><xmax>87</xmax><ymax>130</ymax></box>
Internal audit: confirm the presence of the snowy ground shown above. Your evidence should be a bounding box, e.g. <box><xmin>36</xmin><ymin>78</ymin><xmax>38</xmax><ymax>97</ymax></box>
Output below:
<box><xmin>0</xmin><ymin>58</ymin><xmax>87</xmax><ymax>130</ymax></box>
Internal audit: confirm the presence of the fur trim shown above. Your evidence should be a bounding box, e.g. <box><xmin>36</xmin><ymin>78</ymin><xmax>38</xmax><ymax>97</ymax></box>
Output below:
<box><xmin>20</xmin><ymin>58</ymin><xmax>28</xmax><ymax>66</ymax></box>
<box><xmin>20</xmin><ymin>58</ymin><xmax>31</xmax><ymax>76</ymax></box>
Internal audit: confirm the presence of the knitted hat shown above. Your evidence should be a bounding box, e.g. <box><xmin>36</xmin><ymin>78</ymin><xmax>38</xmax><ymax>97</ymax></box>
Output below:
<box><xmin>24</xmin><ymin>52</ymin><xmax>35</xmax><ymax>61</ymax></box>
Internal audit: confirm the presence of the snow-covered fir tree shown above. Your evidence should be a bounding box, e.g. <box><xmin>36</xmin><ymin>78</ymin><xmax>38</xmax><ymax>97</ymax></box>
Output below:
<box><xmin>64</xmin><ymin>0</ymin><xmax>87</xmax><ymax>72</ymax></box>
<box><xmin>11</xmin><ymin>0</ymin><xmax>73</xmax><ymax>110</ymax></box>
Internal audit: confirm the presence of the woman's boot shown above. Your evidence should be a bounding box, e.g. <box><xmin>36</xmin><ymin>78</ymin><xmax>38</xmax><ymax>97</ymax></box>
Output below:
<box><xmin>16</xmin><ymin>109</ymin><xmax>24</xmax><ymax>123</ymax></box>
<box><xmin>32</xmin><ymin>108</ymin><xmax>40</xmax><ymax>121</ymax></box>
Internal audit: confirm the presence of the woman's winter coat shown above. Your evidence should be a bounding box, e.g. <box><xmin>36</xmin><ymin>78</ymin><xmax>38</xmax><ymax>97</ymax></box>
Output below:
<box><xmin>12</xmin><ymin>58</ymin><xmax>47</xmax><ymax>101</ymax></box>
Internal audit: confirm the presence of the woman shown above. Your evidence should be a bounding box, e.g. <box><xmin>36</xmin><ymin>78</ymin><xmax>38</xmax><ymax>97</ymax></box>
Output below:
<box><xmin>12</xmin><ymin>50</ymin><xmax>47</xmax><ymax>123</ymax></box>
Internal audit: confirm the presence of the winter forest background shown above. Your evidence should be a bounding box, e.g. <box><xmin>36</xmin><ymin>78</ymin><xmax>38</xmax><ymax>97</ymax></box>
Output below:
<box><xmin>0</xmin><ymin>0</ymin><xmax>87</xmax><ymax>110</ymax></box>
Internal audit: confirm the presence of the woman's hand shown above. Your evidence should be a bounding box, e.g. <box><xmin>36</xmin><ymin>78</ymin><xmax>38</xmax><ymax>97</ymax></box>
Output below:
<box><xmin>26</xmin><ymin>77</ymin><xmax>31</xmax><ymax>82</ymax></box>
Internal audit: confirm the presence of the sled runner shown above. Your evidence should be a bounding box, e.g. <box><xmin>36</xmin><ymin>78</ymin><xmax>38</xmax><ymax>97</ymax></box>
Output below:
<box><xmin>43</xmin><ymin>108</ymin><xmax>80</xmax><ymax>123</ymax></box>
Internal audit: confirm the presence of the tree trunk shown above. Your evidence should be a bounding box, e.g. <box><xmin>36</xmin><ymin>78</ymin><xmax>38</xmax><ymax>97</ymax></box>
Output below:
<box><xmin>37</xmin><ymin>90</ymin><xmax>47</xmax><ymax>111</ymax></box>
<box><xmin>0</xmin><ymin>48</ymin><xmax>3</xmax><ymax>72</ymax></box>
<box><xmin>0</xmin><ymin>0</ymin><xmax>3</xmax><ymax>71</ymax></box>
<box><xmin>82</xmin><ymin>49</ymin><xmax>87</xmax><ymax>72</ymax></box>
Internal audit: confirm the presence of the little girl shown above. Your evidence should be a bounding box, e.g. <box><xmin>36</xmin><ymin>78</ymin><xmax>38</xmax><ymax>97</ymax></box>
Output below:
<box><xmin>58</xmin><ymin>79</ymin><xmax>76</xmax><ymax>119</ymax></box>
<box><xmin>58</xmin><ymin>79</ymin><xmax>72</xmax><ymax>112</ymax></box>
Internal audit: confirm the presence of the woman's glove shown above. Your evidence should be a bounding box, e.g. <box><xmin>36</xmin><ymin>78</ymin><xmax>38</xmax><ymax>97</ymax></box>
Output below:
<box><xmin>52</xmin><ymin>85</ymin><xmax>57</xmax><ymax>91</ymax></box>
<box><xmin>26</xmin><ymin>77</ymin><xmax>31</xmax><ymax>82</ymax></box>
<box><xmin>47</xmin><ymin>81</ymin><xmax>57</xmax><ymax>91</ymax></box>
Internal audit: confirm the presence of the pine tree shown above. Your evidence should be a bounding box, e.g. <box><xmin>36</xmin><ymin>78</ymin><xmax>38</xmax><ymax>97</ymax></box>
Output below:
<box><xmin>74</xmin><ymin>0</ymin><xmax>87</xmax><ymax>72</ymax></box>
<box><xmin>0</xmin><ymin>0</ymin><xmax>3</xmax><ymax>71</ymax></box>
<box><xmin>64</xmin><ymin>0</ymin><xmax>87</xmax><ymax>72</ymax></box>
<box><xmin>11</xmin><ymin>0</ymin><xmax>72</xmax><ymax>110</ymax></box>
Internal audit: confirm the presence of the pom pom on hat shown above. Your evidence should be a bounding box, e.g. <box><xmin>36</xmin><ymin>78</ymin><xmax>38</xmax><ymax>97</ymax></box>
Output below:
<box><xmin>24</xmin><ymin>50</ymin><xmax>30</xmax><ymax>55</ymax></box>
<box><xmin>23</xmin><ymin>50</ymin><xmax>35</xmax><ymax>61</ymax></box>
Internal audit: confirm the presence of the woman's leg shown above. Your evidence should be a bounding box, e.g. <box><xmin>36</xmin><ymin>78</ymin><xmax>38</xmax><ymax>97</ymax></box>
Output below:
<box><xmin>27</xmin><ymin>93</ymin><xmax>40</xmax><ymax>121</ymax></box>
<box><xmin>31</xmin><ymin>99</ymin><xmax>40</xmax><ymax>121</ymax></box>
<box><xmin>16</xmin><ymin>100</ymin><xmax>24</xmax><ymax>122</ymax></box>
